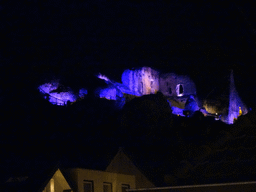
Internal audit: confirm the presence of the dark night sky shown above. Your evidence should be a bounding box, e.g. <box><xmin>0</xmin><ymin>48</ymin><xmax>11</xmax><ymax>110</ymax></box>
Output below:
<box><xmin>1</xmin><ymin>0</ymin><xmax>256</xmax><ymax>106</ymax></box>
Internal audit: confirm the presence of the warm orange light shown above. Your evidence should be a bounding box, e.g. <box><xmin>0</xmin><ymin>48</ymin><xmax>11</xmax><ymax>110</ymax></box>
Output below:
<box><xmin>50</xmin><ymin>178</ymin><xmax>54</xmax><ymax>192</ymax></box>
<box><xmin>239</xmin><ymin>107</ymin><xmax>242</xmax><ymax>116</ymax></box>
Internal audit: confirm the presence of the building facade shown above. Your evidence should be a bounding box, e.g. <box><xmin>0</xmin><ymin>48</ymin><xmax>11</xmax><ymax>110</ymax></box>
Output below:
<box><xmin>64</xmin><ymin>168</ymin><xmax>136</xmax><ymax>192</ymax></box>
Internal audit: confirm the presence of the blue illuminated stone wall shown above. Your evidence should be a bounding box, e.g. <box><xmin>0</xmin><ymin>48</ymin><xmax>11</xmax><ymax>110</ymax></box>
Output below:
<box><xmin>227</xmin><ymin>70</ymin><xmax>248</xmax><ymax>124</ymax></box>
<box><xmin>159</xmin><ymin>73</ymin><xmax>197</xmax><ymax>97</ymax></box>
<box><xmin>95</xmin><ymin>86</ymin><xmax>117</xmax><ymax>100</ymax></box>
<box><xmin>79</xmin><ymin>88</ymin><xmax>88</xmax><ymax>98</ymax></box>
<box><xmin>121</xmin><ymin>67</ymin><xmax>160</xmax><ymax>96</ymax></box>
<box><xmin>38</xmin><ymin>81</ymin><xmax>77</xmax><ymax>106</ymax></box>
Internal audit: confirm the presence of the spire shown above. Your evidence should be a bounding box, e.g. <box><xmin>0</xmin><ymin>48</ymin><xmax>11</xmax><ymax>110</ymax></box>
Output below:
<box><xmin>228</xmin><ymin>69</ymin><xmax>236</xmax><ymax>124</ymax></box>
<box><xmin>227</xmin><ymin>69</ymin><xmax>248</xmax><ymax>124</ymax></box>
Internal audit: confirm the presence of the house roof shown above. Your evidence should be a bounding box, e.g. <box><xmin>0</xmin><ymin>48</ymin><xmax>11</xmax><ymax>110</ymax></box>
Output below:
<box><xmin>106</xmin><ymin>147</ymin><xmax>157</xmax><ymax>188</ymax></box>
<box><xmin>113</xmin><ymin>140</ymin><xmax>180</xmax><ymax>187</ymax></box>
<box><xmin>59</xmin><ymin>143</ymin><xmax>175</xmax><ymax>187</ymax></box>
<box><xmin>0</xmin><ymin>144</ymin><xmax>171</xmax><ymax>191</ymax></box>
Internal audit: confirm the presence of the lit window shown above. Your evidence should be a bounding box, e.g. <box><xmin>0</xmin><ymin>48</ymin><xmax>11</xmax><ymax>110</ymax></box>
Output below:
<box><xmin>239</xmin><ymin>106</ymin><xmax>242</xmax><ymax>116</ymax></box>
<box><xmin>84</xmin><ymin>180</ymin><xmax>94</xmax><ymax>192</ymax></box>
<box><xmin>122</xmin><ymin>184</ymin><xmax>130</xmax><ymax>192</ymax></box>
<box><xmin>103</xmin><ymin>182</ymin><xmax>112</xmax><ymax>192</ymax></box>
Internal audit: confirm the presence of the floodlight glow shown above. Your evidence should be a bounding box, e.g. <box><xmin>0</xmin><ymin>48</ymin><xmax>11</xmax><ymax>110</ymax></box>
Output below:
<box><xmin>38</xmin><ymin>82</ymin><xmax>77</xmax><ymax>106</ymax></box>
<box><xmin>96</xmin><ymin>87</ymin><xmax>117</xmax><ymax>100</ymax></box>
<box><xmin>79</xmin><ymin>88</ymin><xmax>88</xmax><ymax>98</ymax></box>
<box><xmin>98</xmin><ymin>73</ymin><xmax>109</xmax><ymax>81</ymax></box>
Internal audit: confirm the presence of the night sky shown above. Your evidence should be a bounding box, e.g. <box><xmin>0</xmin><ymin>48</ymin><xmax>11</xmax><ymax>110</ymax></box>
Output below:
<box><xmin>1</xmin><ymin>0</ymin><xmax>256</xmax><ymax>105</ymax></box>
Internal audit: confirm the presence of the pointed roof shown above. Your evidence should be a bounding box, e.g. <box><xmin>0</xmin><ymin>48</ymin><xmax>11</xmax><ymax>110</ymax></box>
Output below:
<box><xmin>227</xmin><ymin>70</ymin><xmax>248</xmax><ymax>124</ymax></box>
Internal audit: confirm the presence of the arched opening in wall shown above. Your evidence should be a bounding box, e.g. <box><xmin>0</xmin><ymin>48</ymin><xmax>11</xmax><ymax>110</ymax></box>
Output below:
<box><xmin>176</xmin><ymin>84</ymin><xmax>184</xmax><ymax>97</ymax></box>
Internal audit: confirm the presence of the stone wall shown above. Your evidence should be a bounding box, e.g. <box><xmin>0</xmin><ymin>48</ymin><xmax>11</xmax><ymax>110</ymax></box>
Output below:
<box><xmin>121</xmin><ymin>67</ymin><xmax>160</xmax><ymax>96</ymax></box>
<box><xmin>159</xmin><ymin>73</ymin><xmax>196</xmax><ymax>97</ymax></box>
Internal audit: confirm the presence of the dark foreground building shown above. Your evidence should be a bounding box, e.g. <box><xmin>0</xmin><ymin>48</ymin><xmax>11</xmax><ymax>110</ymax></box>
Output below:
<box><xmin>128</xmin><ymin>181</ymin><xmax>256</xmax><ymax>192</ymax></box>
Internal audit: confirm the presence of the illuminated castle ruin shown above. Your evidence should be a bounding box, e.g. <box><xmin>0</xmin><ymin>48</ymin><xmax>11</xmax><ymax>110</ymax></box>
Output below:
<box><xmin>38</xmin><ymin>67</ymin><xmax>247</xmax><ymax>124</ymax></box>
<box><xmin>121</xmin><ymin>67</ymin><xmax>196</xmax><ymax>98</ymax></box>
<box><xmin>120</xmin><ymin>67</ymin><xmax>198</xmax><ymax>116</ymax></box>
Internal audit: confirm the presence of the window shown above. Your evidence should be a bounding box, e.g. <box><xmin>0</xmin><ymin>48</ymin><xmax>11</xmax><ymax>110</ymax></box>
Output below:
<box><xmin>122</xmin><ymin>184</ymin><xmax>130</xmax><ymax>192</ymax></box>
<box><xmin>103</xmin><ymin>182</ymin><xmax>112</xmax><ymax>192</ymax></box>
<box><xmin>140</xmin><ymin>82</ymin><xmax>143</xmax><ymax>93</ymax></box>
<box><xmin>84</xmin><ymin>180</ymin><xmax>94</xmax><ymax>192</ymax></box>
<box><xmin>176</xmin><ymin>84</ymin><xmax>184</xmax><ymax>97</ymax></box>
